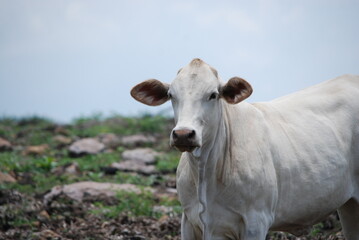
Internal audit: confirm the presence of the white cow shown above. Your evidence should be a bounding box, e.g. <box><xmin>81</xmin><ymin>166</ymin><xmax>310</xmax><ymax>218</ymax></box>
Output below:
<box><xmin>131</xmin><ymin>58</ymin><xmax>359</xmax><ymax>240</ymax></box>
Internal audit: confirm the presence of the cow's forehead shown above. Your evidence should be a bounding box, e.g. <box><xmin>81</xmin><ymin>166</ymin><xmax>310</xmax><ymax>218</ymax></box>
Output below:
<box><xmin>171</xmin><ymin>59</ymin><xmax>220</xmax><ymax>93</ymax></box>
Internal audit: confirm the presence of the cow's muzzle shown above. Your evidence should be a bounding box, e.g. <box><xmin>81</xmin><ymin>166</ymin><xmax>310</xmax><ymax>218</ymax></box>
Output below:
<box><xmin>170</xmin><ymin>128</ymin><xmax>200</xmax><ymax>152</ymax></box>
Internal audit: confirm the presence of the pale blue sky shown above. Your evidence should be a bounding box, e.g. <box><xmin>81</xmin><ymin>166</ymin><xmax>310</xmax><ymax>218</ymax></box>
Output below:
<box><xmin>1</xmin><ymin>0</ymin><xmax>358</xmax><ymax>122</ymax></box>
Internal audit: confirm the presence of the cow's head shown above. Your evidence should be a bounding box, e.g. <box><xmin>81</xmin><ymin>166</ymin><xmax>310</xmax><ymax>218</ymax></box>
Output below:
<box><xmin>131</xmin><ymin>58</ymin><xmax>252</xmax><ymax>157</ymax></box>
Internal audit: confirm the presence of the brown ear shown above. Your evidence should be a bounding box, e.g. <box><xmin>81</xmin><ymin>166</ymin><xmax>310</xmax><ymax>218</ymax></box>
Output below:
<box><xmin>221</xmin><ymin>77</ymin><xmax>253</xmax><ymax>104</ymax></box>
<box><xmin>130</xmin><ymin>79</ymin><xmax>170</xmax><ymax>106</ymax></box>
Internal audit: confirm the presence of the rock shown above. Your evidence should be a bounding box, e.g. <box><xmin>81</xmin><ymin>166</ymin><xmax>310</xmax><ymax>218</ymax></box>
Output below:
<box><xmin>153</xmin><ymin>205</ymin><xmax>175</xmax><ymax>215</ymax></box>
<box><xmin>38</xmin><ymin>210</ymin><xmax>50</xmax><ymax>220</ymax></box>
<box><xmin>54</xmin><ymin>125</ymin><xmax>70</xmax><ymax>135</ymax></box>
<box><xmin>164</xmin><ymin>175</ymin><xmax>177</xmax><ymax>188</ymax></box>
<box><xmin>53</xmin><ymin>135</ymin><xmax>72</xmax><ymax>145</ymax></box>
<box><xmin>68</xmin><ymin>138</ymin><xmax>105</xmax><ymax>156</ymax></box>
<box><xmin>110</xmin><ymin>148</ymin><xmax>160</xmax><ymax>175</ymax></box>
<box><xmin>97</xmin><ymin>133</ymin><xmax>120</xmax><ymax>149</ymax></box>
<box><xmin>154</xmin><ymin>186</ymin><xmax>178</xmax><ymax>200</ymax></box>
<box><xmin>111</xmin><ymin>161</ymin><xmax>157</xmax><ymax>175</ymax></box>
<box><xmin>0</xmin><ymin>172</ymin><xmax>16</xmax><ymax>183</ymax></box>
<box><xmin>121</xmin><ymin>134</ymin><xmax>156</xmax><ymax>147</ymax></box>
<box><xmin>0</xmin><ymin>137</ymin><xmax>12</xmax><ymax>151</ymax></box>
<box><xmin>44</xmin><ymin>181</ymin><xmax>151</xmax><ymax>203</ymax></box>
<box><xmin>23</xmin><ymin>144</ymin><xmax>49</xmax><ymax>155</ymax></box>
<box><xmin>122</xmin><ymin>148</ymin><xmax>160</xmax><ymax>164</ymax></box>
<box><xmin>51</xmin><ymin>162</ymin><xmax>81</xmax><ymax>176</ymax></box>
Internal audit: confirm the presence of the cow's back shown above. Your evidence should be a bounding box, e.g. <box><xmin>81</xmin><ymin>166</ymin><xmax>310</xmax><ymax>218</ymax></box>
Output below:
<box><xmin>253</xmin><ymin>74</ymin><xmax>359</xmax><ymax>230</ymax></box>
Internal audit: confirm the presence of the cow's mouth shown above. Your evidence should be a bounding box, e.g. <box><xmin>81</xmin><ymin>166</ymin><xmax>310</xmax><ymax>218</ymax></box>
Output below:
<box><xmin>174</xmin><ymin>145</ymin><xmax>197</xmax><ymax>152</ymax></box>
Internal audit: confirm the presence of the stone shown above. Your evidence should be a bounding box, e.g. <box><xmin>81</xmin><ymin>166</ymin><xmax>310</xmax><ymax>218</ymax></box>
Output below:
<box><xmin>51</xmin><ymin>162</ymin><xmax>81</xmax><ymax>176</ymax></box>
<box><xmin>53</xmin><ymin>135</ymin><xmax>72</xmax><ymax>145</ymax></box>
<box><xmin>97</xmin><ymin>133</ymin><xmax>121</xmax><ymax>149</ymax></box>
<box><xmin>54</xmin><ymin>125</ymin><xmax>70</xmax><ymax>135</ymax></box>
<box><xmin>122</xmin><ymin>148</ymin><xmax>160</xmax><ymax>164</ymax></box>
<box><xmin>110</xmin><ymin>148</ymin><xmax>161</xmax><ymax>175</ymax></box>
<box><xmin>153</xmin><ymin>186</ymin><xmax>178</xmax><ymax>200</ymax></box>
<box><xmin>23</xmin><ymin>144</ymin><xmax>49</xmax><ymax>155</ymax></box>
<box><xmin>0</xmin><ymin>137</ymin><xmax>12</xmax><ymax>151</ymax></box>
<box><xmin>38</xmin><ymin>210</ymin><xmax>50</xmax><ymax>220</ymax></box>
<box><xmin>0</xmin><ymin>172</ymin><xmax>16</xmax><ymax>183</ymax></box>
<box><xmin>44</xmin><ymin>181</ymin><xmax>151</xmax><ymax>203</ymax></box>
<box><xmin>120</xmin><ymin>134</ymin><xmax>156</xmax><ymax>147</ymax></box>
<box><xmin>111</xmin><ymin>161</ymin><xmax>157</xmax><ymax>175</ymax></box>
<box><xmin>68</xmin><ymin>138</ymin><xmax>105</xmax><ymax>156</ymax></box>
<box><xmin>153</xmin><ymin>205</ymin><xmax>175</xmax><ymax>215</ymax></box>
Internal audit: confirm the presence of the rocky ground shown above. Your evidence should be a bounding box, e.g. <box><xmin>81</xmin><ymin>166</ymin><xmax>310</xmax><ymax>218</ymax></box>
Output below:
<box><xmin>0</xmin><ymin>115</ymin><xmax>345</xmax><ymax>239</ymax></box>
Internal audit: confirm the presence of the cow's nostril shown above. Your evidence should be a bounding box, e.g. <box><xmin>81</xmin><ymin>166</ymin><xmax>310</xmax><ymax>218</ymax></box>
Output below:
<box><xmin>172</xmin><ymin>130</ymin><xmax>178</xmax><ymax>139</ymax></box>
<box><xmin>172</xmin><ymin>128</ymin><xmax>196</xmax><ymax>141</ymax></box>
<box><xmin>188</xmin><ymin>130</ymin><xmax>195</xmax><ymax>139</ymax></box>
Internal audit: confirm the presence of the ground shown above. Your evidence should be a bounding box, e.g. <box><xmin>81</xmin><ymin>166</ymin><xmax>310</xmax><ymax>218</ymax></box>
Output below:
<box><xmin>0</xmin><ymin>114</ymin><xmax>346</xmax><ymax>239</ymax></box>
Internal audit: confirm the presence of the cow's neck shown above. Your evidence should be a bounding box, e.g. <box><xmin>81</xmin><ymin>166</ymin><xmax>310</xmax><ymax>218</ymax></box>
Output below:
<box><xmin>186</xmin><ymin>101</ymin><xmax>240</xmax><ymax>185</ymax></box>
<box><xmin>186</xmin><ymin>100</ymin><xmax>231</xmax><ymax>238</ymax></box>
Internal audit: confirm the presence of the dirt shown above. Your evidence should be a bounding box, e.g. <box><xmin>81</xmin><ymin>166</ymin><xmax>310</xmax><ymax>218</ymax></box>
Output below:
<box><xmin>0</xmin><ymin>189</ymin><xmax>180</xmax><ymax>240</ymax></box>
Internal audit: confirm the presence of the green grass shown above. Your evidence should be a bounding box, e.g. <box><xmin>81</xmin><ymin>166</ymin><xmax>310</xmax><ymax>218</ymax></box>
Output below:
<box><xmin>0</xmin><ymin>152</ymin><xmax>24</xmax><ymax>172</ymax></box>
<box><xmin>91</xmin><ymin>189</ymin><xmax>181</xmax><ymax>219</ymax></box>
<box><xmin>0</xmin><ymin>150</ymin><xmax>160</xmax><ymax>194</ymax></box>
<box><xmin>57</xmin><ymin>152</ymin><xmax>121</xmax><ymax>172</ymax></box>
<box><xmin>310</xmin><ymin>222</ymin><xmax>324</xmax><ymax>237</ymax></box>
<box><xmin>156</xmin><ymin>151</ymin><xmax>181</xmax><ymax>173</ymax></box>
<box><xmin>0</xmin><ymin>113</ymin><xmax>171</xmax><ymax>144</ymax></box>
<box><xmin>112</xmin><ymin>172</ymin><xmax>157</xmax><ymax>186</ymax></box>
<box><xmin>0</xmin><ymin>152</ymin><xmax>58</xmax><ymax>174</ymax></box>
<box><xmin>0</xmin><ymin>116</ymin><xmax>56</xmax><ymax>146</ymax></box>
<box><xmin>91</xmin><ymin>190</ymin><xmax>157</xmax><ymax>218</ymax></box>
<box><xmin>69</xmin><ymin>113</ymin><xmax>169</xmax><ymax>137</ymax></box>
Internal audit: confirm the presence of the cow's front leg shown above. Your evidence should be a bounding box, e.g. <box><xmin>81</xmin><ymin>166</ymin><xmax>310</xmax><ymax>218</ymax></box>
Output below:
<box><xmin>240</xmin><ymin>212</ymin><xmax>272</xmax><ymax>240</ymax></box>
<box><xmin>241</xmin><ymin>228</ymin><xmax>268</xmax><ymax>240</ymax></box>
<box><xmin>181</xmin><ymin>213</ymin><xmax>202</xmax><ymax>240</ymax></box>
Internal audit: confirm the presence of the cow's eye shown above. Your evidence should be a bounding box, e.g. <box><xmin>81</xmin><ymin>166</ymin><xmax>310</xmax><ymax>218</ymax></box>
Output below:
<box><xmin>169</xmin><ymin>93</ymin><xmax>177</xmax><ymax>101</ymax></box>
<box><xmin>209</xmin><ymin>92</ymin><xmax>218</xmax><ymax>100</ymax></box>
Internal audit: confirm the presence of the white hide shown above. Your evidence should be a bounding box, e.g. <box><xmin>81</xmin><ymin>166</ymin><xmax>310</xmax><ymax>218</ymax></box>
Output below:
<box><xmin>132</xmin><ymin>59</ymin><xmax>359</xmax><ymax>240</ymax></box>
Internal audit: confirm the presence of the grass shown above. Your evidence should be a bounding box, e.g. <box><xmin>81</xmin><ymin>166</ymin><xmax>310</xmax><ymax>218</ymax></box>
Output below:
<box><xmin>70</xmin><ymin>113</ymin><xmax>169</xmax><ymax>137</ymax></box>
<box><xmin>92</xmin><ymin>190</ymin><xmax>156</xmax><ymax>218</ymax></box>
<box><xmin>0</xmin><ymin>116</ymin><xmax>56</xmax><ymax>146</ymax></box>
<box><xmin>91</xmin><ymin>189</ymin><xmax>181</xmax><ymax>219</ymax></box>
<box><xmin>0</xmin><ymin>113</ymin><xmax>170</xmax><ymax>145</ymax></box>
<box><xmin>156</xmin><ymin>151</ymin><xmax>181</xmax><ymax>173</ymax></box>
<box><xmin>0</xmin><ymin>150</ymin><xmax>160</xmax><ymax>195</ymax></box>
<box><xmin>0</xmin><ymin>151</ymin><xmax>120</xmax><ymax>175</ymax></box>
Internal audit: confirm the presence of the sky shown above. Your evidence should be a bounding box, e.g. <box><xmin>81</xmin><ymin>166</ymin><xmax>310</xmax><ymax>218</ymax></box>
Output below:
<box><xmin>0</xmin><ymin>0</ymin><xmax>358</xmax><ymax>123</ymax></box>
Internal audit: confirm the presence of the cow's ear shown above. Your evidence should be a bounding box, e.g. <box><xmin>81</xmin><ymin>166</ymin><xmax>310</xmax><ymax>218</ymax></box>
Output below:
<box><xmin>220</xmin><ymin>77</ymin><xmax>253</xmax><ymax>104</ymax></box>
<box><xmin>131</xmin><ymin>79</ymin><xmax>170</xmax><ymax>106</ymax></box>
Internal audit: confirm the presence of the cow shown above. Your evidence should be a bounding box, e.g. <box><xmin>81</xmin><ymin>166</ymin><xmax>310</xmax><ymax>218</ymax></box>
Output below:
<box><xmin>130</xmin><ymin>58</ymin><xmax>359</xmax><ymax>240</ymax></box>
